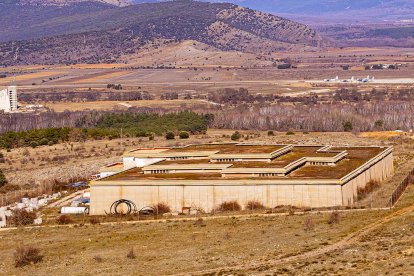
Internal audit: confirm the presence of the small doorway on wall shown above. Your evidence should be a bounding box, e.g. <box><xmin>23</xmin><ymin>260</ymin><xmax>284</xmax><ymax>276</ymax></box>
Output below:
<box><xmin>182</xmin><ymin>207</ymin><xmax>199</xmax><ymax>215</ymax></box>
<box><xmin>182</xmin><ymin>207</ymin><xmax>191</xmax><ymax>215</ymax></box>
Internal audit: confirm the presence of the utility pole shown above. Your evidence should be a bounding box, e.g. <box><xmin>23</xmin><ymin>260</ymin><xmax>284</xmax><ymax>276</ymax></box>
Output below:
<box><xmin>14</xmin><ymin>47</ymin><xmax>19</xmax><ymax>61</ymax></box>
<box><xmin>370</xmin><ymin>193</ymin><xmax>373</xmax><ymax>209</ymax></box>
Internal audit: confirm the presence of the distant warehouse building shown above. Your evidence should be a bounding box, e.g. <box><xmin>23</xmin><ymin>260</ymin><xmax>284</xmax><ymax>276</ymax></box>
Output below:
<box><xmin>90</xmin><ymin>143</ymin><xmax>394</xmax><ymax>215</ymax></box>
<box><xmin>0</xmin><ymin>86</ymin><xmax>18</xmax><ymax>112</ymax></box>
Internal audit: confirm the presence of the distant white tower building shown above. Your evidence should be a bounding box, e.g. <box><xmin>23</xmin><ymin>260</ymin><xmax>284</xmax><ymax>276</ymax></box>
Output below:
<box><xmin>0</xmin><ymin>86</ymin><xmax>18</xmax><ymax>112</ymax></box>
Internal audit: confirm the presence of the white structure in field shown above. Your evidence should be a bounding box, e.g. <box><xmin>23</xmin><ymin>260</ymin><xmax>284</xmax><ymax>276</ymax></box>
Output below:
<box><xmin>0</xmin><ymin>86</ymin><xmax>18</xmax><ymax>112</ymax></box>
<box><xmin>0</xmin><ymin>207</ymin><xmax>6</xmax><ymax>228</ymax></box>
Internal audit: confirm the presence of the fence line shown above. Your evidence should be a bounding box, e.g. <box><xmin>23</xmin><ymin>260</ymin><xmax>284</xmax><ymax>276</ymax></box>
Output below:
<box><xmin>0</xmin><ymin>176</ymin><xmax>87</xmax><ymax>207</ymax></box>
<box><xmin>0</xmin><ymin>189</ymin><xmax>40</xmax><ymax>207</ymax></box>
<box><xmin>387</xmin><ymin>167</ymin><xmax>414</xmax><ymax>207</ymax></box>
<box><xmin>0</xmin><ymin>184</ymin><xmax>57</xmax><ymax>207</ymax></box>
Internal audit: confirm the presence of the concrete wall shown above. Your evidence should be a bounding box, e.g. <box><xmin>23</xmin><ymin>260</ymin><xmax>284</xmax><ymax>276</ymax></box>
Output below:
<box><xmin>0</xmin><ymin>88</ymin><xmax>11</xmax><ymax>112</ymax></box>
<box><xmin>0</xmin><ymin>86</ymin><xmax>17</xmax><ymax>112</ymax></box>
<box><xmin>341</xmin><ymin>152</ymin><xmax>394</xmax><ymax>206</ymax></box>
<box><xmin>144</xmin><ymin>169</ymin><xmax>223</xmax><ymax>174</ymax></box>
<box><xmin>90</xmin><ymin>183</ymin><xmax>343</xmax><ymax>215</ymax></box>
<box><xmin>212</xmin><ymin>158</ymin><xmax>271</xmax><ymax>162</ymax></box>
<box><xmin>123</xmin><ymin>157</ymin><xmax>164</xmax><ymax>170</ymax></box>
<box><xmin>99</xmin><ymin>172</ymin><xmax>118</xmax><ymax>178</ymax></box>
<box><xmin>0</xmin><ymin>207</ymin><xmax>6</xmax><ymax>228</ymax></box>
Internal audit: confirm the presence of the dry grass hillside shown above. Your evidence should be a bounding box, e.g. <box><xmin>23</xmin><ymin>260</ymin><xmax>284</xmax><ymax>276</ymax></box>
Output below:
<box><xmin>123</xmin><ymin>40</ymin><xmax>274</xmax><ymax>68</ymax></box>
<box><xmin>0</xmin><ymin>1</ymin><xmax>327</xmax><ymax>66</ymax></box>
<box><xmin>216</xmin><ymin>6</ymin><xmax>325</xmax><ymax>47</ymax></box>
<box><xmin>0</xmin><ymin>173</ymin><xmax>413</xmax><ymax>275</ymax></box>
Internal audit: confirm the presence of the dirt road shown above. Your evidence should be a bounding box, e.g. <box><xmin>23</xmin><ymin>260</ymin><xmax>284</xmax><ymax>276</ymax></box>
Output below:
<box><xmin>183</xmin><ymin>203</ymin><xmax>414</xmax><ymax>275</ymax></box>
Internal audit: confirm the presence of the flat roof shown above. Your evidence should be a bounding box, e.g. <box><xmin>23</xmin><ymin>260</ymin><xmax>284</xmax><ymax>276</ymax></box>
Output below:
<box><xmin>128</xmin><ymin>148</ymin><xmax>169</xmax><ymax>154</ymax></box>
<box><xmin>99</xmin><ymin>162</ymin><xmax>124</xmax><ymax>173</ymax></box>
<box><xmin>230</xmin><ymin>146</ymin><xmax>339</xmax><ymax>168</ymax></box>
<box><xmin>290</xmin><ymin>147</ymin><xmax>384</xmax><ymax>179</ymax></box>
<box><xmin>131</xmin><ymin>146</ymin><xmax>341</xmax><ymax>169</ymax></box>
<box><xmin>168</xmin><ymin>144</ymin><xmax>284</xmax><ymax>154</ymax></box>
<box><xmin>95</xmin><ymin>145</ymin><xmax>391</xmax><ymax>183</ymax></box>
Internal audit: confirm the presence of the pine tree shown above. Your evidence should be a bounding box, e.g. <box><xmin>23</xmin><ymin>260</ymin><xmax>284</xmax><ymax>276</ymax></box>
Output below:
<box><xmin>0</xmin><ymin>169</ymin><xmax>7</xmax><ymax>187</ymax></box>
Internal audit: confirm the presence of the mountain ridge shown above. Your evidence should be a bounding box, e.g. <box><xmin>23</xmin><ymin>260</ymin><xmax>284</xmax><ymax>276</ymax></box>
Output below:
<box><xmin>0</xmin><ymin>1</ymin><xmax>329</xmax><ymax>66</ymax></box>
<box><xmin>132</xmin><ymin>0</ymin><xmax>414</xmax><ymax>22</ymax></box>
<box><xmin>16</xmin><ymin>0</ymin><xmax>131</xmax><ymax>7</ymax></box>
<box><xmin>13</xmin><ymin>0</ymin><xmax>414</xmax><ymax>21</ymax></box>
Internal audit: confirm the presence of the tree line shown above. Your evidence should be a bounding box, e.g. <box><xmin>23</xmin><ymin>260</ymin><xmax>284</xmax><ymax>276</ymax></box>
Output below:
<box><xmin>19</xmin><ymin>91</ymin><xmax>154</xmax><ymax>103</ymax></box>
<box><xmin>4</xmin><ymin>86</ymin><xmax>414</xmax><ymax>137</ymax></box>
<box><xmin>0</xmin><ymin>111</ymin><xmax>211</xmax><ymax>149</ymax></box>
<box><xmin>211</xmin><ymin>101</ymin><xmax>414</xmax><ymax>132</ymax></box>
<box><xmin>207</xmin><ymin>87</ymin><xmax>414</xmax><ymax>106</ymax></box>
<box><xmin>0</xmin><ymin>108</ymin><xmax>163</xmax><ymax>134</ymax></box>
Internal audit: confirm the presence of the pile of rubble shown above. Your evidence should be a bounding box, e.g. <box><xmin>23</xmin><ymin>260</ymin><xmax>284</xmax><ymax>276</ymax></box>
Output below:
<box><xmin>0</xmin><ymin>192</ymin><xmax>62</xmax><ymax>228</ymax></box>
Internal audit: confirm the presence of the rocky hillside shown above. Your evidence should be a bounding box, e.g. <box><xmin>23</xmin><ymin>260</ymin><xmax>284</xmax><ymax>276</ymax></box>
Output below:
<box><xmin>150</xmin><ymin>1</ymin><xmax>414</xmax><ymax>21</ymax></box>
<box><xmin>18</xmin><ymin>0</ymin><xmax>130</xmax><ymax>6</ymax></box>
<box><xmin>133</xmin><ymin>0</ymin><xmax>414</xmax><ymax>22</ymax></box>
<box><xmin>0</xmin><ymin>1</ymin><xmax>328</xmax><ymax>65</ymax></box>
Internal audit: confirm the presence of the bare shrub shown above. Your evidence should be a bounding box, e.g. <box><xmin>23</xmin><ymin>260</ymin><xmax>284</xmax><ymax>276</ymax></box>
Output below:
<box><xmin>0</xmin><ymin>184</ymin><xmax>22</xmax><ymax>194</ymax></box>
<box><xmin>217</xmin><ymin>201</ymin><xmax>241</xmax><ymax>212</ymax></box>
<box><xmin>190</xmin><ymin>205</ymin><xmax>206</xmax><ymax>215</ymax></box>
<box><xmin>193</xmin><ymin>218</ymin><xmax>206</xmax><ymax>227</ymax></box>
<box><xmin>153</xmin><ymin>202</ymin><xmax>171</xmax><ymax>215</ymax></box>
<box><xmin>14</xmin><ymin>246</ymin><xmax>43</xmax><ymax>267</ymax></box>
<box><xmin>93</xmin><ymin>255</ymin><xmax>103</xmax><ymax>262</ymax></box>
<box><xmin>328</xmin><ymin>211</ymin><xmax>340</xmax><ymax>225</ymax></box>
<box><xmin>20</xmin><ymin>159</ymin><xmax>28</xmax><ymax>165</ymax></box>
<box><xmin>0</xmin><ymin>169</ymin><xmax>7</xmax><ymax>187</ymax></box>
<box><xmin>127</xmin><ymin>248</ymin><xmax>136</xmax><ymax>259</ymax></box>
<box><xmin>40</xmin><ymin>156</ymin><xmax>50</xmax><ymax>162</ymax></box>
<box><xmin>56</xmin><ymin>214</ymin><xmax>72</xmax><ymax>225</ymax></box>
<box><xmin>9</xmin><ymin>209</ymin><xmax>37</xmax><ymax>226</ymax></box>
<box><xmin>357</xmin><ymin>180</ymin><xmax>381</xmax><ymax>200</ymax></box>
<box><xmin>245</xmin><ymin>200</ymin><xmax>266</xmax><ymax>210</ymax></box>
<box><xmin>304</xmin><ymin>216</ymin><xmax>315</xmax><ymax>232</ymax></box>
<box><xmin>89</xmin><ymin>217</ymin><xmax>100</xmax><ymax>225</ymax></box>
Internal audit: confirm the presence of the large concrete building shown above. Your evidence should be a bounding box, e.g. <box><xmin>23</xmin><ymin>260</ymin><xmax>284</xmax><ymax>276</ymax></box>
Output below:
<box><xmin>0</xmin><ymin>86</ymin><xmax>18</xmax><ymax>112</ymax></box>
<box><xmin>90</xmin><ymin>143</ymin><xmax>394</xmax><ymax>215</ymax></box>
